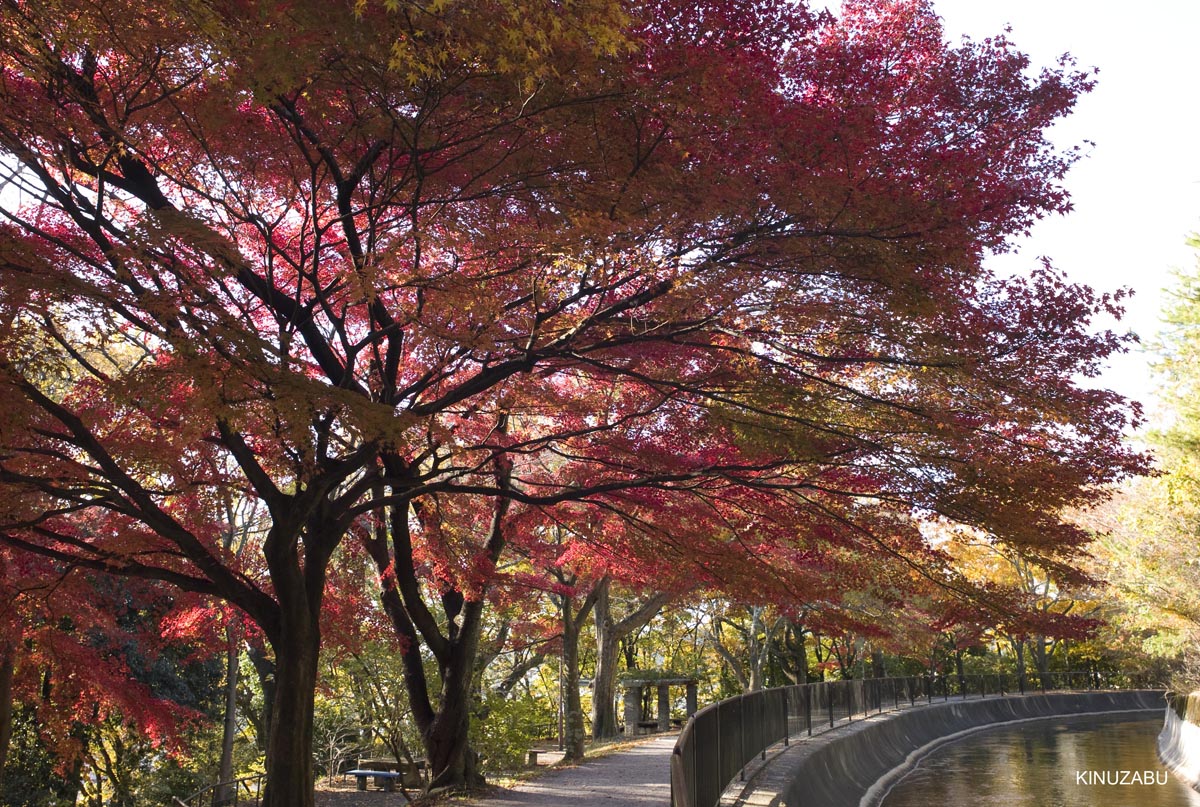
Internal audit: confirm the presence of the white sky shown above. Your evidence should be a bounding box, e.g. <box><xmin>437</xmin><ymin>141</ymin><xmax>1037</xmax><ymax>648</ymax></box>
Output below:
<box><xmin>926</xmin><ymin>0</ymin><xmax>1200</xmax><ymax>414</ymax></box>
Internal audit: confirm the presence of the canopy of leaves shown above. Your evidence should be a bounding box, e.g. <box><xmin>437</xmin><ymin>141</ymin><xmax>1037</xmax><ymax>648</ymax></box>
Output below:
<box><xmin>0</xmin><ymin>0</ymin><xmax>1150</xmax><ymax>786</ymax></box>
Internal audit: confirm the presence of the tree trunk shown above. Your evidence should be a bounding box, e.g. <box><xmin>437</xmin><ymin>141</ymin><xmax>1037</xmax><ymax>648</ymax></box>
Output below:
<box><xmin>259</xmin><ymin>518</ymin><xmax>331</xmax><ymax>807</ymax></box>
<box><xmin>590</xmin><ymin>581</ymin><xmax>669</xmax><ymax>740</ymax></box>
<box><xmin>870</xmin><ymin>650</ymin><xmax>885</xmax><ymax>679</ymax></box>
<box><xmin>557</xmin><ymin>581</ymin><xmax>599</xmax><ymax>762</ymax></box>
<box><xmin>365</xmin><ymin>511</ymin><xmax>487</xmax><ymax>792</ymax></box>
<box><xmin>260</xmin><ymin>617</ymin><xmax>321</xmax><ymax>807</ymax></box>
<box><xmin>364</xmin><ymin>458</ymin><xmax>519</xmax><ymax>793</ymax></box>
<box><xmin>709</xmin><ymin>620</ymin><xmax>749</xmax><ymax>692</ymax></box>
<box><xmin>776</xmin><ymin>621</ymin><xmax>809</xmax><ymax>685</ymax></box>
<box><xmin>591</xmin><ymin>595</ymin><xmax>621</xmax><ymax>740</ymax></box>
<box><xmin>424</xmin><ymin>669</ymin><xmax>478</xmax><ymax>790</ymax></box>
<box><xmin>247</xmin><ymin>645</ymin><xmax>277</xmax><ymax>752</ymax></box>
<box><xmin>0</xmin><ymin>645</ymin><xmax>12</xmax><ymax>787</ymax></box>
<box><xmin>561</xmin><ymin>614</ymin><xmax>586</xmax><ymax>761</ymax></box>
<box><xmin>1034</xmin><ymin>636</ymin><xmax>1047</xmax><ymax>673</ymax></box>
<box><xmin>747</xmin><ymin>662</ymin><xmax>762</xmax><ymax>692</ymax></box>
<box><xmin>214</xmin><ymin>622</ymin><xmax>240</xmax><ymax>806</ymax></box>
<box><xmin>1033</xmin><ymin>635</ymin><xmax>1050</xmax><ymax>687</ymax></box>
<box><xmin>424</xmin><ymin>593</ymin><xmax>492</xmax><ymax>791</ymax></box>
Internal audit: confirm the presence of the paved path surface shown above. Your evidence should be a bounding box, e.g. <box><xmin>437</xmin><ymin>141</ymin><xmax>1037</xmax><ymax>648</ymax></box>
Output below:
<box><xmin>468</xmin><ymin>734</ymin><xmax>676</xmax><ymax>807</ymax></box>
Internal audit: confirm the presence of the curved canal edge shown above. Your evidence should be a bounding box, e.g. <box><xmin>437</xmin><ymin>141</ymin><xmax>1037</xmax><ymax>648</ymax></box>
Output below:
<box><xmin>1159</xmin><ymin>691</ymin><xmax>1200</xmax><ymax>790</ymax></box>
<box><xmin>719</xmin><ymin>689</ymin><xmax>1165</xmax><ymax>807</ymax></box>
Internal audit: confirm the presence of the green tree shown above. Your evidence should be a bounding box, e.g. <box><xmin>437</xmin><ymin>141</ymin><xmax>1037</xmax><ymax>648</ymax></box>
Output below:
<box><xmin>1088</xmin><ymin>237</ymin><xmax>1200</xmax><ymax>686</ymax></box>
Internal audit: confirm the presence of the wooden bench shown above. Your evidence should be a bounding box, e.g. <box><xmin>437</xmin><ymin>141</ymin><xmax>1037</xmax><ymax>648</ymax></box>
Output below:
<box><xmin>347</xmin><ymin>769</ymin><xmax>402</xmax><ymax>792</ymax></box>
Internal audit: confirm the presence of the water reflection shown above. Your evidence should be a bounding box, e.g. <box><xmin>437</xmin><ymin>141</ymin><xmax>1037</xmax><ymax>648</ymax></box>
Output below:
<box><xmin>880</xmin><ymin>713</ymin><xmax>1200</xmax><ymax>807</ymax></box>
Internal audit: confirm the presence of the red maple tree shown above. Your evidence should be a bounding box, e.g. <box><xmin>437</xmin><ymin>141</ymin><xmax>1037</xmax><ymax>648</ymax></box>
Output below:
<box><xmin>0</xmin><ymin>0</ymin><xmax>1145</xmax><ymax>802</ymax></box>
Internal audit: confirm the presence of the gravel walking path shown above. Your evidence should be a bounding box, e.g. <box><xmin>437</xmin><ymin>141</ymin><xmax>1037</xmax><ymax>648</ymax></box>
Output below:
<box><xmin>467</xmin><ymin>734</ymin><xmax>675</xmax><ymax>807</ymax></box>
<box><xmin>313</xmin><ymin>734</ymin><xmax>675</xmax><ymax>807</ymax></box>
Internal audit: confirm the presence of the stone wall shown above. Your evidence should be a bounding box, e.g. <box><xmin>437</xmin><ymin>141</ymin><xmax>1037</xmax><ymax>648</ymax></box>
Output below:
<box><xmin>723</xmin><ymin>690</ymin><xmax>1165</xmax><ymax>807</ymax></box>
<box><xmin>1158</xmin><ymin>691</ymin><xmax>1200</xmax><ymax>790</ymax></box>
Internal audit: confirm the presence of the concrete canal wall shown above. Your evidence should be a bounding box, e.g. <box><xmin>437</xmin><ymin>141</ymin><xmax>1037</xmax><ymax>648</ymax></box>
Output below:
<box><xmin>1159</xmin><ymin>691</ymin><xmax>1200</xmax><ymax>791</ymax></box>
<box><xmin>723</xmin><ymin>689</ymin><xmax>1165</xmax><ymax>807</ymax></box>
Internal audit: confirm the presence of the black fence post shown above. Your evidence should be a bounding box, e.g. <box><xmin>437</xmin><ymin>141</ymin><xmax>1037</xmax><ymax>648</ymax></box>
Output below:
<box><xmin>734</xmin><ymin>691</ymin><xmax>744</xmax><ymax>782</ymax></box>
<box><xmin>806</xmin><ymin>685</ymin><xmax>812</xmax><ymax>736</ymax></box>
<box><xmin>783</xmin><ymin>688</ymin><xmax>790</xmax><ymax>747</ymax></box>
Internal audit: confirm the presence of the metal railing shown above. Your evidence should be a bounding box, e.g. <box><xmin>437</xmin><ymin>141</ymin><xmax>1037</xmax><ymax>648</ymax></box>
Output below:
<box><xmin>670</xmin><ymin>670</ymin><xmax>1150</xmax><ymax>807</ymax></box>
<box><xmin>173</xmin><ymin>773</ymin><xmax>264</xmax><ymax>807</ymax></box>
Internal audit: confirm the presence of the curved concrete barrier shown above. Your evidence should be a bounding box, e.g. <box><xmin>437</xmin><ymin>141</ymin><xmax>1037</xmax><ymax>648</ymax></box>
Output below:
<box><xmin>1158</xmin><ymin>692</ymin><xmax>1200</xmax><ymax>790</ymax></box>
<box><xmin>723</xmin><ymin>690</ymin><xmax>1165</xmax><ymax>807</ymax></box>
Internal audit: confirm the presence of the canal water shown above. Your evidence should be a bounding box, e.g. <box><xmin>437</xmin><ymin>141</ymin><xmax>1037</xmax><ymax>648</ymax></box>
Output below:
<box><xmin>879</xmin><ymin>712</ymin><xmax>1200</xmax><ymax>807</ymax></box>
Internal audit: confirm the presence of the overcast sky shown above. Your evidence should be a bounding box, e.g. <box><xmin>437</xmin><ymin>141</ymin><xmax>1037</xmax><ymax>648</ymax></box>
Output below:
<box><xmin>924</xmin><ymin>0</ymin><xmax>1200</xmax><ymax>415</ymax></box>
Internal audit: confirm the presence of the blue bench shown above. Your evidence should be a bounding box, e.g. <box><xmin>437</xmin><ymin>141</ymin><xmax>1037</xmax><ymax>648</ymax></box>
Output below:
<box><xmin>347</xmin><ymin>769</ymin><xmax>402</xmax><ymax>792</ymax></box>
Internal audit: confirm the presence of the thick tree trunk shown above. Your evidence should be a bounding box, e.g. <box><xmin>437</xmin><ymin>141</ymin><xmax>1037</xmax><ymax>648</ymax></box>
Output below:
<box><xmin>259</xmin><ymin>518</ymin><xmax>332</xmax><ymax>807</ymax></box>
<box><xmin>589</xmin><ymin>582</ymin><xmax>669</xmax><ymax>739</ymax></box>
<box><xmin>0</xmin><ymin>645</ymin><xmax>12</xmax><ymax>787</ymax></box>
<box><xmin>591</xmin><ymin>607</ymin><xmax>621</xmax><ymax>739</ymax></box>
<box><xmin>424</xmin><ymin>700</ymin><xmax>477</xmax><ymax>789</ymax></box>
<box><xmin>260</xmin><ymin>618</ymin><xmax>321</xmax><ymax>807</ymax></box>
<box><xmin>591</xmin><ymin>579</ymin><xmax>620</xmax><ymax>739</ymax></box>
<box><xmin>425</xmin><ymin>633</ymin><xmax>484</xmax><ymax>792</ymax></box>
